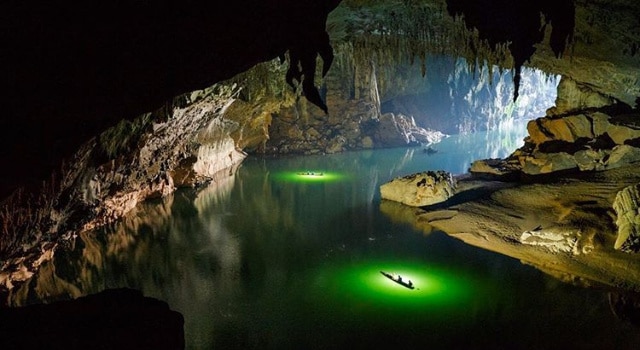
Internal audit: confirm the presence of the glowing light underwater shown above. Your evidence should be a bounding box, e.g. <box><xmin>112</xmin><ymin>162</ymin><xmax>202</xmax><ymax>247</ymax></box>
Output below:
<box><xmin>309</xmin><ymin>260</ymin><xmax>486</xmax><ymax>316</ymax></box>
<box><xmin>273</xmin><ymin>170</ymin><xmax>347</xmax><ymax>183</ymax></box>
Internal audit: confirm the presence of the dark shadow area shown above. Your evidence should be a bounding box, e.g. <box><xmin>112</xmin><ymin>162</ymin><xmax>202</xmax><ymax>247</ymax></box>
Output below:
<box><xmin>1</xmin><ymin>0</ymin><xmax>340</xmax><ymax>198</ymax></box>
<box><xmin>610</xmin><ymin>292</ymin><xmax>640</xmax><ymax>327</ymax></box>
<box><xmin>0</xmin><ymin>288</ymin><xmax>184</xmax><ymax>350</ymax></box>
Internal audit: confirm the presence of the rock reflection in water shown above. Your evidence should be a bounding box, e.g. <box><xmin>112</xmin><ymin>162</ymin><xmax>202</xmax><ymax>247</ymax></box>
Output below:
<box><xmin>380</xmin><ymin>166</ymin><xmax>640</xmax><ymax>316</ymax></box>
<box><xmin>6</xmin><ymin>174</ymin><xmax>241</xmax><ymax>347</ymax></box>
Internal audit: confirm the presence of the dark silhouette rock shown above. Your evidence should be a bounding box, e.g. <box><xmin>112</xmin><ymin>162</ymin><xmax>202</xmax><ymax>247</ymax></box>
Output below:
<box><xmin>0</xmin><ymin>288</ymin><xmax>184</xmax><ymax>350</ymax></box>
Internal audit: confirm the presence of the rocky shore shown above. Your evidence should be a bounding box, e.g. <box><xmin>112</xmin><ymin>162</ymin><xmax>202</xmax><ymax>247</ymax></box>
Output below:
<box><xmin>0</xmin><ymin>85</ymin><xmax>246</xmax><ymax>291</ymax></box>
<box><xmin>380</xmin><ymin>99</ymin><xmax>640</xmax><ymax>291</ymax></box>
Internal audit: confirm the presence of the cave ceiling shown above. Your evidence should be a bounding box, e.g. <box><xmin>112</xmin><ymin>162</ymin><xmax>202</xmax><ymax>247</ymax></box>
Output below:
<box><xmin>1</xmin><ymin>0</ymin><xmax>639</xmax><ymax>197</ymax></box>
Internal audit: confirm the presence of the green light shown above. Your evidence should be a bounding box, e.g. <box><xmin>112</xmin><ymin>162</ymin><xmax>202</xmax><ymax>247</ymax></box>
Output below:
<box><xmin>329</xmin><ymin>262</ymin><xmax>471</xmax><ymax>306</ymax></box>
<box><xmin>273</xmin><ymin>171</ymin><xmax>346</xmax><ymax>183</ymax></box>
<box><xmin>303</xmin><ymin>259</ymin><xmax>490</xmax><ymax>326</ymax></box>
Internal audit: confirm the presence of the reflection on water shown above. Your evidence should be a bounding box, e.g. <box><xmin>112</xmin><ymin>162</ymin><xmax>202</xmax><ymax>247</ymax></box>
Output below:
<box><xmin>6</xmin><ymin>128</ymin><xmax>640</xmax><ymax>349</ymax></box>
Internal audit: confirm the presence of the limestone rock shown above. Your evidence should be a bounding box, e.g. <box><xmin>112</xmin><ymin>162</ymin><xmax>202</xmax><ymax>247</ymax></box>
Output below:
<box><xmin>613</xmin><ymin>184</ymin><xmax>640</xmax><ymax>253</ymax></box>
<box><xmin>325</xmin><ymin>136</ymin><xmax>346</xmax><ymax>154</ymax></box>
<box><xmin>526</xmin><ymin>111</ymin><xmax>640</xmax><ymax>150</ymax></box>
<box><xmin>606</xmin><ymin>145</ymin><xmax>640</xmax><ymax>170</ymax></box>
<box><xmin>526</xmin><ymin>114</ymin><xmax>594</xmax><ymax>145</ymax></box>
<box><xmin>520</xmin><ymin>227</ymin><xmax>579</xmax><ymax>254</ymax></box>
<box><xmin>551</xmin><ymin>77</ymin><xmax>615</xmax><ymax>115</ymax></box>
<box><xmin>374</xmin><ymin>113</ymin><xmax>446</xmax><ymax>148</ymax></box>
<box><xmin>380</xmin><ymin>171</ymin><xmax>456</xmax><ymax>207</ymax></box>
<box><xmin>497</xmin><ymin>109</ymin><xmax>640</xmax><ymax>176</ymax></box>
<box><xmin>519</xmin><ymin>151</ymin><xmax>578</xmax><ymax>175</ymax></box>
<box><xmin>574</xmin><ymin>148</ymin><xmax>607</xmax><ymax>171</ymax></box>
<box><xmin>607</xmin><ymin>124</ymin><xmax>640</xmax><ymax>146</ymax></box>
<box><xmin>469</xmin><ymin>158</ymin><xmax>519</xmax><ymax>178</ymax></box>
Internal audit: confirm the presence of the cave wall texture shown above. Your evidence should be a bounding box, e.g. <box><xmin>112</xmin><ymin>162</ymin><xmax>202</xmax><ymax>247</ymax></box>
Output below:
<box><xmin>1</xmin><ymin>0</ymin><xmax>640</xmax><ymax>285</ymax></box>
<box><xmin>1</xmin><ymin>0</ymin><xmax>340</xmax><ymax>198</ymax></box>
<box><xmin>2</xmin><ymin>0</ymin><xmax>639</xmax><ymax>197</ymax></box>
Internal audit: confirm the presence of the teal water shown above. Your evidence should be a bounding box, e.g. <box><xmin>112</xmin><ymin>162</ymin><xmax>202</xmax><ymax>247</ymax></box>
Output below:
<box><xmin>22</xmin><ymin>125</ymin><xmax>640</xmax><ymax>349</ymax></box>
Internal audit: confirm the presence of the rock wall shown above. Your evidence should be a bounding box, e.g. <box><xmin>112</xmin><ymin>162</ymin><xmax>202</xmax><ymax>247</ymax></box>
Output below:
<box><xmin>465</xmin><ymin>91</ymin><xmax>640</xmax><ymax>254</ymax></box>
<box><xmin>76</xmin><ymin>85</ymin><xmax>246</xmax><ymax>231</ymax></box>
<box><xmin>613</xmin><ymin>184</ymin><xmax>640</xmax><ymax>253</ymax></box>
<box><xmin>1</xmin><ymin>84</ymin><xmax>246</xmax><ymax>291</ymax></box>
<box><xmin>548</xmin><ymin>76</ymin><xmax>616</xmax><ymax>115</ymax></box>
<box><xmin>225</xmin><ymin>51</ymin><xmax>447</xmax><ymax>155</ymax></box>
<box><xmin>467</xmin><ymin>50</ymin><xmax>640</xmax><ymax>179</ymax></box>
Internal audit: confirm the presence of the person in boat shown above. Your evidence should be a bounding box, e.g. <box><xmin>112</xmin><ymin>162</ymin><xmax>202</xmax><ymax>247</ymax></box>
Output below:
<box><xmin>396</xmin><ymin>275</ymin><xmax>414</xmax><ymax>288</ymax></box>
<box><xmin>423</xmin><ymin>146</ymin><xmax>437</xmax><ymax>155</ymax></box>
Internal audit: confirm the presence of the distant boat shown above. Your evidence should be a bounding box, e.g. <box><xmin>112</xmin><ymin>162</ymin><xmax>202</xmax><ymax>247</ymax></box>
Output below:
<box><xmin>422</xmin><ymin>146</ymin><xmax>437</xmax><ymax>155</ymax></box>
<box><xmin>297</xmin><ymin>171</ymin><xmax>324</xmax><ymax>176</ymax></box>
<box><xmin>380</xmin><ymin>271</ymin><xmax>415</xmax><ymax>290</ymax></box>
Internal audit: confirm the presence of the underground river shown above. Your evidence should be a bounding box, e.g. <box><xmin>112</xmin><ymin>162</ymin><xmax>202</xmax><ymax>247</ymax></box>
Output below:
<box><xmin>6</xmin><ymin>124</ymin><xmax>640</xmax><ymax>349</ymax></box>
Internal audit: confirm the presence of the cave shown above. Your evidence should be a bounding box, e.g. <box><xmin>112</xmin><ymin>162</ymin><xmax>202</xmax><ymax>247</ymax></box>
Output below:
<box><xmin>2</xmin><ymin>0</ymin><xmax>640</xmax><ymax>349</ymax></box>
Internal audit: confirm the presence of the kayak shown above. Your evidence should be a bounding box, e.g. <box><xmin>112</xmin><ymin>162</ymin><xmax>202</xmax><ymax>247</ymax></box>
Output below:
<box><xmin>380</xmin><ymin>271</ymin><xmax>415</xmax><ymax>290</ymax></box>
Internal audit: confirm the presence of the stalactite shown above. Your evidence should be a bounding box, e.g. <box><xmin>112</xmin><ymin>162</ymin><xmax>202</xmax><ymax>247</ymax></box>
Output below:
<box><xmin>338</xmin><ymin>0</ymin><xmax>520</xmax><ymax>84</ymax></box>
<box><xmin>370</xmin><ymin>61</ymin><xmax>382</xmax><ymax>115</ymax></box>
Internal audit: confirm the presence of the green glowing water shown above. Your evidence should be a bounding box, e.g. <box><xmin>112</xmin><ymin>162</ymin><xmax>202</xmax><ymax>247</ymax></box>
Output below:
<box><xmin>304</xmin><ymin>259</ymin><xmax>490</xmax><ymax>327</ymax></box>
<box><xmin>273</xmin><ymin>171</ymin><xmax>347</xmax><ymax>183</ymax></box>
<box><xmin>21</xmin><ymin>126</ymin><xmax>640</xmax><ymax>349</ymax></box>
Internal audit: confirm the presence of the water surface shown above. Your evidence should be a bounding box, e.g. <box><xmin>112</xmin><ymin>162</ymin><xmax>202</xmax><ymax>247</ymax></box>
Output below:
<box><xmin>12</xmin><ymin>126</ymin><xmax>640</xmax><ymax>349</ymax></box>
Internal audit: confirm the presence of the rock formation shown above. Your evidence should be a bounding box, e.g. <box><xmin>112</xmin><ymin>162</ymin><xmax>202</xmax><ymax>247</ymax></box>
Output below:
<box><xmin>380</xmin><ymin>166</ymin><xmax>640</xmax><ymax>291</ymax></box>
<box><xmin>1</xmin><ymin>85</ymin><xmax>245</xmax><ymax>290</ymax></box>
<box><xmin>613</xmin><ymin>184</ymin><xmax>640</xmax><ymax>253</ymax></box>
<box><xmin>2</xmin><ymin>0</ymin><xmax>640</xmax><ymax>291</ymax></box>
<box><xmin>470</xmin><ymin>86</ymin><xmax>640</xmax><ymax>177</ymax></box>
<box><xmin>380</xmin><ymin>170</ymin><xmax>456</xmax><ymax>207</ymax></box>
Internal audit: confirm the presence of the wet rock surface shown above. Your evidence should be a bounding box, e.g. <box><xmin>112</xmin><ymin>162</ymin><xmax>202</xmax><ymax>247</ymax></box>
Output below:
<box><xmin>613</xmin><ymin>184</ymin><xmax>640</xmax><ymax>253</ymax></box>
<box><xmin>1</xmin><ymin>85</ymin><xmax>245</xmax><ymax>291</ymax></box>
<box><xmin>381</xmin><ymin>166</ymin><xmax>640</xmax><ymax>291</ymax></box>
<box><xmin>471</xmin><ymin>106</ymin><xmax>640</xmax><ymax>178</ymax></box>
<box><xmin>380</xmin><ymin>170</ymin><xmax>456</xmax><ymax>207</ymax></box>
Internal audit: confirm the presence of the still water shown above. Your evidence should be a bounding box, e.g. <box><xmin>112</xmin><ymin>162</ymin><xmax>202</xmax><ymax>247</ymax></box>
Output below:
<box><xmin>18</xmin><ymin>124</ymin><xmax>640</xmax><ymax>348</ymax></box>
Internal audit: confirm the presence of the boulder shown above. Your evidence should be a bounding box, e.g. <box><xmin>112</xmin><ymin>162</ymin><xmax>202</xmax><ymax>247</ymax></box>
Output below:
<box><xmin>612</xmin><ymin>183</ymin><xmax>640</xmax><ymax>253</ymax></box>
<box><xmin>526</xmin><ymin>114</ymin><xmax>594</xmax><ymax>145</ymax></box>
<box><xmin>496</xmin><ymin>109</ymin><xmax>640</xmax><ymax>176</ymax></box>
<box><xmin>551</xmin><ymin>77</ymin><xmax>615</xmax><ymax>115</ymax></box>
<box><xmin>519</xmin><ymin>151</ymin><xmax>578</xmax><ymax>175</ymax></box>
<box><xmin>606</xmin><ymin>145</ymin><xmax>640</xmax><ymax>170</ymax></box>
<box><xmin>574</xmin><ymin>148</ymin><xmax>607</xmax><ymax>171</ymax></box>
<box><xmin>469</xmin><ymin>158</ymin><xmax>519</xmax><ymax>178</ymax></box>
<box><xmin>526</xmin><ymin>111</ymin><xmax>640</xmax><ymax>150</ymax></box>
<box><xmin>380</xmin><ymin>170</ymin><xmax>456</xmax><ymax>207</ymax></box>
<box><xmin>607</xmin><ymin>124</ymin><xmax>640</xmax><ymax>145</ymax></box>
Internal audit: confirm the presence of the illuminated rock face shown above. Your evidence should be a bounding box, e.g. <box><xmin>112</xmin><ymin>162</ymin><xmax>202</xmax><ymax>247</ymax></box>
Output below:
<box><xmin>0</xmin><ymin>85</ymin><xmax>246</xmax><ymax>291</ymax></box>
<box><xmin>374</xmin><ymin>113</ymin><xmax>446</xmax><ymax>148</ymax></box>
<box><xmin>76</xmin><ymin>85</ymin><xmax>245</xmax><ymax>232</ymax></box>
<box><xmin>380</xmin><ymin>171</ymin><xmax>456</xmax><ymax>207</ymax></box>
<box><xmin>613</xmin><ymin>184</ymin><xmax>640</xmax><ymax>253</ymax></box>
<box><xmin>549</xmin><ymin>77</ymin><xmax>616</xmax><ymax>116</ymax></box>
<box><xmin>470</xmin><ymin>107</ymin><xmax>640</xmax><ymax>177</ymax></box>
<box><xmin>380</xmin><ymin>166</ymin><xmax>640</xmax><ymax>290</ymax></box>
